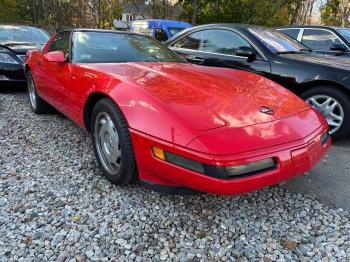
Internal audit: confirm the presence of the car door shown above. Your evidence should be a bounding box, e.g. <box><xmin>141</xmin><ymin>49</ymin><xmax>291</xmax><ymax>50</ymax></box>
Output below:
<box><xmin>301</xmin><ymin>29</ymin><xmax>349</xmax><ymax>55</ymax></box>
<box><xmin>39</xmin><ymin>31</ymin><xmax>72</xmax><ymax>110</ymax></box>
<box><xmin>196</xmin><ymin>29</ymin><xmax>271</xmax><ymax>76</ymax></box>
<box><xmin>169</xmin><ymin>31</ymin><xmax>203</xmax><ymax>63</ymax></box>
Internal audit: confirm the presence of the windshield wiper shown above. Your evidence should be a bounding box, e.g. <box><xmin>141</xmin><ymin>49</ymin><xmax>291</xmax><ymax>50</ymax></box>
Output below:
<box><xmin>0</xmin><ymin>41</ymin><xmax>37</xmax><ymax>46</ymax></box>
<box><xmin>276</xmin><ymin>49</ymin><xmax>311</xmax><ymax>54</ymax></box>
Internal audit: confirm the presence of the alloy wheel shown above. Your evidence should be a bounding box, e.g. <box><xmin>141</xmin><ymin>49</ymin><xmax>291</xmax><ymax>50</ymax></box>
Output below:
<box><xmin>306</xmin><ymin>95</ymin><xmax>344</xmax><ymax>135</ymax></box>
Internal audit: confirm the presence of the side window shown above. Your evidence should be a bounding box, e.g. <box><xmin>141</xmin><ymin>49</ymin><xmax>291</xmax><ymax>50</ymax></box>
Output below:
<box><xmin>47</xmin><ymin>32</ymin><xmax>71</xmax><ymax>58</ymax></box>
<box><xmin>154</xmin><ymin>28</ymin><xmax>168</xmax><ymax>42</ymax></box>
<box><xmin>302</xmin><ymin>29</ymin><xmax>342</xmax><ymax>51</ymax></box>
<box><xmin>201</xmin><ymin>29</ymin><xmax>251</xmax><ymax>55</ymax></box>
<box><xmin>172</xmin><ymin>31</ymin><xmax>202</xmax><ymax>50</ymax></box>
<box><xmin>279</xmin><ymin>29</ymin><xmax>300</xmax><ymax>40</ymax></box>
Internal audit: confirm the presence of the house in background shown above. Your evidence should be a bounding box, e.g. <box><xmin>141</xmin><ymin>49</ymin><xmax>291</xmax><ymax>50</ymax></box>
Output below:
<box><xmin>114</xmin><ymin>3</ymin><xmax>152</xmax><ymax>29</ymax></box>
<box><xmin>114</xmin><ymin>2</ymin><xmax>183</xmax><ymax>30</ymax></box>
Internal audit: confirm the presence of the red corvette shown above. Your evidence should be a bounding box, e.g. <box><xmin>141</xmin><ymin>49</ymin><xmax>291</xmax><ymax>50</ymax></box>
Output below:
<box><xmin>24</xmin><ymin>29</ymin><xmax>330</xmax><ymax>195</ymax></box>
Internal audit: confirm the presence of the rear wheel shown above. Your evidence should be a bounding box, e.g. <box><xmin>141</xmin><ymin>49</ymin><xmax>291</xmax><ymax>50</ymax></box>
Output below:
<box><xmin>27</xmin><ymin>71</ymin><xmax>54</xmax><ymax>114</ymax></box>
<box><xmin>301</xmin><ymin>86</ymin><xmax>350</xmax><ymax>141</ymax></box>
<box><xmin>91</xmin><ymin>98</ymin><xmax>137</xmax><ymax>185</ymax></box>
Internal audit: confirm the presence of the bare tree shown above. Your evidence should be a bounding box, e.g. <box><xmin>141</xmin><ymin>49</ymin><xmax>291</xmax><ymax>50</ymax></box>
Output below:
<box><xmin>339</xmin><ymin>0</ymin><xmax>350</xmax><ymax>27</ymax></box>
<box><xmin>191</xmin><ymin>0</ymin><xmax>198</xmax><ymax>25</ymax></box>
<box><xmin>297</xmin><ymin>0</ymin><xmax>315</xmax><ymax>25</ymax></box>
<box><xmin>289</xmin><ymin>0</ymin><xmax>316</xmax><ymax>25</ymax></box>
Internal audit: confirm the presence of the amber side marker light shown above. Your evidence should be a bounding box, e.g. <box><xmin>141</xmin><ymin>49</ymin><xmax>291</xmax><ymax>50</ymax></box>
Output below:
<box><xmin>152</xmin><ymin>146</ymin><xmax>205</xmax><ymax>174</ymax></box>
<box><xmin>152</xmin><ymin>146</ymin><xmax>166</xmax><ymax>160</ymax></box>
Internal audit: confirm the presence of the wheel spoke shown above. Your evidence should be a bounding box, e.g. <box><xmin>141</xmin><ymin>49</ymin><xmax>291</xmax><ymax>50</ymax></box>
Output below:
<box><xmin>105</xmin><ymin>149</ymin><xmax>116</xmax><ymax>164</ymax></box>
<box><xmin>330</xmin><ymin>112</ymin><xmax>342</xmax><ymax>121</ymax></box>
<box><xmin>324</xmin><ymin>100</ymin><xmax>338</xmax><ymax>115</ymax></box>
<box><xmin>308</xmin><ymin>97</ymin><xmax>322</xmax><ymax>110</ymax></box>
<box><xmin>320</xmin><ymin>97</ymin><xmax>332</xmax><ymax>111</ymax></box>
<box><xmin>327</xmin><ymin>119</ymin><xmax>341</xmax><ymax>127</ymax></box>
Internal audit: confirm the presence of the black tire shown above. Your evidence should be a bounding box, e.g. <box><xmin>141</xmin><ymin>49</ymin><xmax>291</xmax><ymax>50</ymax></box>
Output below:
<box><xmin>300</xmin><ymin>86</ymin><xmax>350</xmax><ymax>141</ymax></box>
<box><xmin>91</xmin><ymin>98</ymin><xmax>137</xmax><ymax>185</ymax></box>
<box><xmin>27</xmin><ymin>71</ymin><xmax>54</xmax><ymax>114</ymax></box>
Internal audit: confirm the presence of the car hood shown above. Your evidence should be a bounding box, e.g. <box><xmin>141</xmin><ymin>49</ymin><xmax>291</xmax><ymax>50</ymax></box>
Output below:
<box><xmin>87</xmin><ymin>62</ymin><xmax>310</xmax><ymax>131</ymax></box>
<box><xmin>187</xmin><ymin>108</ymin><xmax>325</xmax><ymax>154</ymax></box>
<box><xmin>0</xmin><ymin>42</ymin><xmax>43</xmax><ymax>54</ymax></box>
<box><xmin>280</xmin><ymin>52</ymin><xmax>350</xmax><ymax>71</ymax></box>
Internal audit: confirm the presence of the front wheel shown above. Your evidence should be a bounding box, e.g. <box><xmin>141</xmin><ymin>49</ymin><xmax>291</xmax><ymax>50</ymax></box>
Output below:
<box><xmin>91</xmin><ymin>98</ymin><xmax>137</xmax><ymax>185</ymax></box>
<box><xmin>301</xmin><ymin>86</ymin><xmax>350</xmax><ymax>141</ymax></box>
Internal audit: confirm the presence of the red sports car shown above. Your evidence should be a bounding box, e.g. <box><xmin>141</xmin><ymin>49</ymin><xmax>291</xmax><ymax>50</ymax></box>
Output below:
<box><xmin>24</xmin><ymin>29</ymin><xmax>330</xmax><ymax>195</ymax></box>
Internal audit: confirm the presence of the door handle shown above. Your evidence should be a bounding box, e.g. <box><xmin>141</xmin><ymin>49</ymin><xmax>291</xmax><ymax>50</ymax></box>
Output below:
<box><xmin>190</xmin><ymin>56</ymin><xmax>205</xmax><ymax>64</ymax></box>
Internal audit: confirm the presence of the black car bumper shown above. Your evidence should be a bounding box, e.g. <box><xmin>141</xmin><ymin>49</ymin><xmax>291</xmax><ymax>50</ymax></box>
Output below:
<box><xmin>0</xmin><ymin>63</ymin><xmax>26</xmax><ymax>87</ymax></box>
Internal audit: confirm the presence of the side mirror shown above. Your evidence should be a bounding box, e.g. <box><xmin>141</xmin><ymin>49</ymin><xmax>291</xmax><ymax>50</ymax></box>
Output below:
<box><xmin>236</xmin><ymin>46</ymin><xmax>257</xmax><ymax>62</ymax></box>
<box><xmin>330</xmin><ymin>44</ymin><xmax>347</xmax><ymax>53</ymax></box>
<box><xmin>44</xmin><ymin>51</ymin><xmax>66</xmax><ymax>62</ymax></box>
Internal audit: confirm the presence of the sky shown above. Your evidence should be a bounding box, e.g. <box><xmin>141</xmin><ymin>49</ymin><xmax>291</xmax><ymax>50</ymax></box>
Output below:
<box><xmin>312</xmin><ymin>0</ymin><xmax>326</xmax><ymax>21</ymax></box>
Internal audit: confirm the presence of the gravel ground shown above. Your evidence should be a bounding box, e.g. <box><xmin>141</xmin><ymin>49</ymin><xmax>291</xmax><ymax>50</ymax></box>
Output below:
<box><xmin>1</xmin><ymin>93</ymin><xmax>350</xmax><ymax>262</ymax></box>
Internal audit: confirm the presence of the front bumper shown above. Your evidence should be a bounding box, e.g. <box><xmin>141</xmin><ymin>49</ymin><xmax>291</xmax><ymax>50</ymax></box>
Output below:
<box><xmin>130</xmin><ymin>126</ymin><xmax>330</xmax><ymax>195</ymax></box>
<box><xmin>0</xmin><ymin>63</ymin><xmax>26</xmax><ymax>86</ymax></box>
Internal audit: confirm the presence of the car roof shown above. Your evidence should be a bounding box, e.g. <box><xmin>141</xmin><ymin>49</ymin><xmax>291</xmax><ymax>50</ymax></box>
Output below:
<box><xmin>174</xmin><ymin>23</ymin><xmax>268</xmax><ymax>34</ymax></box>
<box><xmin>59</xmin><ymin>28</ymin><xmax>141</xmax><ymax>35</ymax></box>
<box><xmin>183</xmin><ymin>23</ymin><xmax>267</xmax><ymax>30</ymax></box>
<box><xmin>0</xmin><ymin>24</ymin><xmax>43</xmax><ymax>29</ymax></box>
<box><xmin>276</xmin><ymin>25</ymin><xmax>344</xmax><ymax>30</ymax></box>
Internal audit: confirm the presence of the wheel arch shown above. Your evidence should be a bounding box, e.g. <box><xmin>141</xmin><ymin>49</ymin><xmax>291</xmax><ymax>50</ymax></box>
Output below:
<box><xmin>297</xmin><ymin>80</ymin><xmax>350</xmax><ymax>97</ymax></box>
<box><xmin>83</xmin><ymin>92</ymin><xmax>117</xmax><ymax>132</ymax></box>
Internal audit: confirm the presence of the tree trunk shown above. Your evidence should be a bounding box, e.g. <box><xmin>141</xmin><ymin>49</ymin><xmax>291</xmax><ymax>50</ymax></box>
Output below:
<box><xmin>340</xmin><ymin>0</ymin><xmax>350</xmax><ymax>27</ymax></box>
<box><xmin>289</xmin><ymin>1</ymin><xmax>301</xmax><ymax>25</ymax></box>
<box><xmin>192</xmin><ymin>0</ymin><xmax>198</xmax><ymax>25</ymax></box>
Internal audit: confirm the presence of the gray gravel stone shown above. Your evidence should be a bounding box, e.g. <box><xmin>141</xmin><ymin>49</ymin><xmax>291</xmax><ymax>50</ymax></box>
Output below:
<box><xmin>1</xmin><ymin>93</ymin><xmax>350</xmax><ymax>261</ymax></box>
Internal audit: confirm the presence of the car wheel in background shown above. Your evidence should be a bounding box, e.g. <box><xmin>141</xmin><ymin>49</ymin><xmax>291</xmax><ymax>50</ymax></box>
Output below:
<box><xmin>91</xmin><ymin>98</ymin><xmax>137</xmax><ymax>185</ymax></box>
<box><xmin>27</xmin><ymin>71</ymin><xmax>54</xmax><ymax>114</ymax></box>
<box><xmin>301</xmin><ymin>86</ymin><xmax>350</xmax><ymax>141</ymax></box>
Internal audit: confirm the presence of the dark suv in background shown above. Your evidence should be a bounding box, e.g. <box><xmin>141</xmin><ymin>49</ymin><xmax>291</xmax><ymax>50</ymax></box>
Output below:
<box><xmin>276</xmin><ymin>26</ymin><xmax>350</xmax><ymax>56</ymax></box>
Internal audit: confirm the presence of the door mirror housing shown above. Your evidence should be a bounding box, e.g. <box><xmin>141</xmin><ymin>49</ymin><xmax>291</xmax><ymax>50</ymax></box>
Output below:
<box><xmin>236</xmin><ymin>46</ymin><xmax>257</xmax><ymax>62</ymax></box>
<box><xmin>44</xmin><ymin>51</ymin><xmax>66</xmax><ymax>62</ymax></box>
<box><xmin>330</xmin><ymin>44</ymin><xmax>347</xmax><ymax>53</ymax></box>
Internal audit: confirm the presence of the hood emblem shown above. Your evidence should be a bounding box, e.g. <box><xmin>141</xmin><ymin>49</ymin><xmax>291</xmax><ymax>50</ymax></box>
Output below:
<box><xmin>260</xmin><ymin>106</ymin><xmax>274</xmax><ymax>115</ymax></box>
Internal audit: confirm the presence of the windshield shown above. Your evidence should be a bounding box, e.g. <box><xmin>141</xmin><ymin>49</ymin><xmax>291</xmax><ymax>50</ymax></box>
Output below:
<box><xmin>338</xmin><ymin>28</ymin><xmax>350</xmax><ymax>43</ymax></box>
<box><xmin>168</xmin><ymin>27</ymin><xmax>186</xmax><ymax>37</ymax></box>
<box><xmin>72</xmin><ymin>31</ymin><xmax>186</xmax><ymax>63</ymax></box>
<box><xmin>0</xmin><ymin>25</ymin><xmax>49</xmax><ymax>44</ymax></box>
<box><xmin>248</xmin><ymin>27</ymin><xmax>309</xmax><ymax>53</ymax></box>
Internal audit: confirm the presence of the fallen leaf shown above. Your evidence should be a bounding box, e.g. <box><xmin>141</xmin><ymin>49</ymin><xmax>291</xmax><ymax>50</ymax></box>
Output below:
<box><xmin>25</xmin><ymin>236</ymin><xmax>33</xmax><ymax>246</ymax></box>
<box><xmin>283</xmin><ymin>239</ymin><xmax>297</xmax><ymax>250</ymax></box>
<box><xmin>70</xmin><ymin>215</ymin><xmax>81</xmax><ymax>221</ymax></box>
